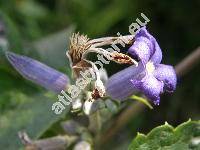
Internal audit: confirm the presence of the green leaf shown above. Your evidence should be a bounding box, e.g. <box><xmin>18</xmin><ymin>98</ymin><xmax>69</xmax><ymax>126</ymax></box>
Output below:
<box><xmin>84</xmin><ymin>0</ymin><xmax>131</xmax><ymax>36</ymax></box>
<box><xmin>0</xmin><ymin>69</ymin><xmax>70</xmax><ymax>149</ymax></box>
<box><xmin>0</xmin><ymin>22</ymin><xmax>73</xmax><ymax>150</ymax></box>
<box><xmin>0</xmin><ymin>11</ymin><xmax>23</xmax><ymax>71</ymax></box>
<box><xmin>32</xmin><ymin>26</ymin><xmax>74</xmax><ymax>72</ymax></box>
<box><xmin>0</xmin><ymin>28</ymin><xmax>73</xmax><ymax>147</ymax></box>
<box><xmin>0</xmin><ymin>92</ymin><xmax>70</xmax><ymax>149</ymax></box>
<box><xmin>0</xmin><ymin>11</ymin><xmax>22</xmax><ymax>53</ymax></box>
<box><xmin>128</xmin><ymin>120</ymin><xmax>200</xmax><ymax>150</ymax></box>
<box><xmin>16</xmin><ymin>0</ymin><xmax>48</xmax><ymax>19</ymax></box>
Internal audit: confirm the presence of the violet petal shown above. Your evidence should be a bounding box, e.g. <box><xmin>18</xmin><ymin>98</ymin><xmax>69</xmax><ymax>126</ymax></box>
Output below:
<box><xmin>150</xmin><ymin>38</ymin><xmax>162</xmax><ymax>64</ymax></box>
<box><xmin>128</xmin><ymin>27</ymin><xmax>163</xmax><ymax>65</ymax></box>
<box><xmin>128</xmin><ymin>27</ymin><xmax>153</xmax><ymax>63</ymax></box>
<box><xmin>130</xmin><ymin>75</ymin><xmax>164</xmax><ymax>105</ymax></box>
<box><xmin>135</xmin><ymin>27</ymin><xmax>153</xmax><ymax>40</ymax></box>
<box><xmin>154</xmin><ymin>64</ymin><xmax>177</xmax><ymax>92</ymax></box>
<box><xmin>106</xmin><ymin>63</ymin><xmax>144</xmax><ymax>100</ymax></box>
<box><xmin>128</xmin><ymin>36</ymin><xmax>152</xmax><ymax>64</ymax></box>
<box><xmin>6</xmin><ymin>51</ymin><xmax>69</xmax><ymax>93</ymax></box>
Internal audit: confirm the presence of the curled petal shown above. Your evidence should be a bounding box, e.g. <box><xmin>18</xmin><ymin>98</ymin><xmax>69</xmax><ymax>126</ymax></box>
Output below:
<box><xmin>154</xmin><ymin>64</ymin><xmax>177</xmax><ymax>92</ymax></box>
<box><xmin>131</xmin><ymin>75</ymin><xmax>164</xmax><ymax>105</ymax></box>
<box><xmin>135</xmin><ymin>26</ymin><xmax>153</xmax><ymax>40</ymax></box>
<box><xmin>128</xmin><ymin>36</ymin><xmax>152</xmax><ymax>64</ymax></box>
<box><xmin>150</xmin><ymin>39</ymin><xmax>162</xmax><ymax>64</ymax></box>
<box><xmin>106</xmin><ymin>63</ymin><xmax>144</xmax><ymax>100</ymax></box>
<box><xmin>128</xmin><ymin>27</ymin><xmax>153</xmax><ymax>63</ymax></box>
<box><xmin>6</xmin><ymin>51</ymin><xmax>69</xmax><ymax>93</ymax></box>
<box><xmin>128</xmin><ymin>27</ymin><xmax>162</xmax><ymax>65</ymax></box>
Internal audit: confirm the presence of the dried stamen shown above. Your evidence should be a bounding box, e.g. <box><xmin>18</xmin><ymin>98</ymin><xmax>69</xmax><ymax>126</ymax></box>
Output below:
<box><xmin>68</xmin><ymin>33</ymin><xmax>91</xmax><ymax>65</ymax></box>
<box><xmin>111</xmin><ymin>52</ymin><xmax>138</xmax><ymax>65</ymax></box>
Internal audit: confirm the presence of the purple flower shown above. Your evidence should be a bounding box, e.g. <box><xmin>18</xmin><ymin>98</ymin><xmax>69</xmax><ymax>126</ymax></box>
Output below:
<box><xmin>106</xmin><ymin>27</ymin><xmax>177</xmax><ymax>105</ymax></box>
<box><xmin>6</xmin><ymin>51</ymin><xmax>69</xmax><ymax>93</ymax></box>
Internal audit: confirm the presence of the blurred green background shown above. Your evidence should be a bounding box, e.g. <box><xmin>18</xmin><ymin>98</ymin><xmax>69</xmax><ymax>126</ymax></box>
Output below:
<box><xmin>0</xmin><ymin>0</ymin><xmax>199</xmax><ymax>149</ymax></box>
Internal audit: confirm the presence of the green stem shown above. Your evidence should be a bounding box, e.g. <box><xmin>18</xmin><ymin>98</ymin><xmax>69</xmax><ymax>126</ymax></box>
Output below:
<box><xmin>130</xmin><ymin>95</ymin><xmax>153</xmax><ymax>109</ymax></box>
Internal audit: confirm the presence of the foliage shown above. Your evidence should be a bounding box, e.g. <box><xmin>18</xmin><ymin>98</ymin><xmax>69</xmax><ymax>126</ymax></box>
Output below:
<box><xmin>0</xmin><ymin>8</ymin><xmax>73</xmax><ymax>149</ymax></box>
<box><xmin>129</xmin><ymin>120</ymin><xmax>200</xmax><ymax>150</ymax></box>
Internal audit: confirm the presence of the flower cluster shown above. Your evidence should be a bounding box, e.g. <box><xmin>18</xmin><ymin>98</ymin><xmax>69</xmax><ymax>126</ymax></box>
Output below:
<box><xmin>6</xmin><ymin>27</ymin><xmax>177</xmax><ymax>107</ymax></box>
<box><xmin>106</xmin><ymin>27</ymin><xmax>177</xmax><ymax>105</ymax></box>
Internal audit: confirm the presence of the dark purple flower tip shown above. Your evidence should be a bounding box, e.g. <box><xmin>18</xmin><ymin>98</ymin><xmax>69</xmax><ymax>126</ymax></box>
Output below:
<box><xmin>154</xmin><ymin>64</ymin><xmax>177</xmax><ymax>92</ymax></box>
<box><xmin>106</xmin><ymin>63</ymin><xmax>144</xmax><ymax>100</ymax></box>
<box><xmin>6</xmin><ymin>51</ymin><xmax>70</xmax><ymax>93</ymax></box>
<box><xmin>128</xmin><ymin>27</ymin><xmax>162</xmax><ymax>64</ymax></box>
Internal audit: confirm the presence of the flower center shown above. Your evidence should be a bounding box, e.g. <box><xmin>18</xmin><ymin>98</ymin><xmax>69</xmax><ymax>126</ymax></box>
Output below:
<box><xmin>146</xmin><ymin>61</ymin><xmax>155</xmax><ymax>74</ymax></box>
